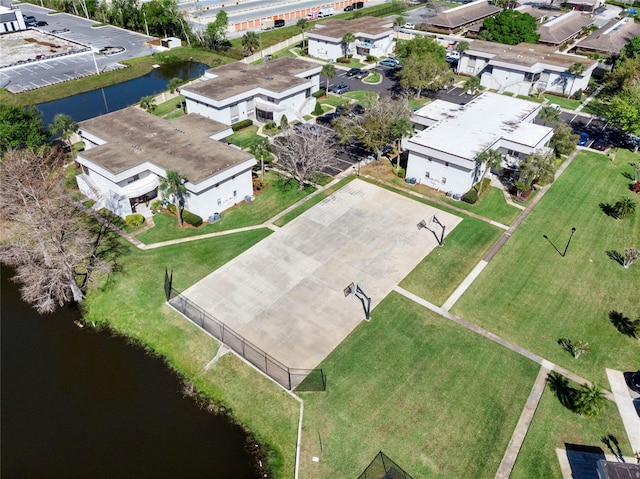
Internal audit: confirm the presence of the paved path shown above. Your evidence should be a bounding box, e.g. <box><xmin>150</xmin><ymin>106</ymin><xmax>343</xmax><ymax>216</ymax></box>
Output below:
<box><xmin>576</xmin><ymin>84</ymin><xmax>605</xmax><ymax>113</ymax></box>
<box><xmin>606</xmin><ymin>368</ymin><xmax>640</xmax><ymax>454</ymax></box>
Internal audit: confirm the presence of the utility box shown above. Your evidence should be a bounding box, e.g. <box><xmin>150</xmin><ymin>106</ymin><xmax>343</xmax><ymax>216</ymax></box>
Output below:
<box><xmin>161</xmin><ymin>37</ymin><xmax>182</xmax><ymax>49</ymax></box>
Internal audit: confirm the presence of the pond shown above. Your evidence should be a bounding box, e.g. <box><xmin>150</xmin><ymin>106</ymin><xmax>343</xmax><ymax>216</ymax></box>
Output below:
<box><xmin>0</xmin><ymin>264</ymin><xmax>259</xmax><ymax>478</ymax></box>
<box><xmin>37</xmin><ymin>61</ymin><xmax>208</xmax><ymax>126</ymax></box>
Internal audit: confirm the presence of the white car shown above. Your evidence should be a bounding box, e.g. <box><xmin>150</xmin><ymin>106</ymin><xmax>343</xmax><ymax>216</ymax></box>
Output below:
<box><xmin>403</xmin><ymin>23</ymin><xmax>415</xmax><ymax>29</ymax></box>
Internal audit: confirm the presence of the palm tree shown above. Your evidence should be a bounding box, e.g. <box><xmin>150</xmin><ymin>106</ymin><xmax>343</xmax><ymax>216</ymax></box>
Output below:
<box><xmin>321</xmin><ymin>63</ymin><xmax>336</xmax><ymax>95</ymax></box>
<box><xmin>140</xmin><ymin>95</ymin><xmax>157</xmax><ymax>112</ymax></box>
<box><xmin>390</xmin><ymin>117</ymin><xmax>413</xmax><ymax>169</ymax></box>
<box><xmin>49</xmin><ymin>113</ymin><xmax>77</xmax><ymax>151</ymax></box>
<box><xmin>297</xmin><ymin>18</ymin><xmax>309</xmax><ymax>50</ymax></box>
<box><xmin>538</xmin><ymin>105</ymin><xmax>560</xmax><ymax>126</ymax></box>
<box><xmin>567</xmin><ymin>62</ymin><xmax>585</xmax><ymax>98</ymax></box>
<box><xmin>241</xmin><ymin>31</ymin><xmax>260</xmax><ymax>55</ymax></box>
<box><xmin>250</xmin><ymin>136</ymin><xmax>271</xmax><ymax>180</ymax></box>
<box><xmin>393</xmin><ymin>15</ymin><xmax>406</xmax><ymax>29</ymax></box>
<box><xmin>573</xmin><ymin>383</ymin><xmax>605</xmax><ymax>418</ymax></box>
<box><xmin>455</xmin><ymin>41</ymin><xmax>469</xmax><ymax>55</ymax></box>
<box><xmin>476</xmin><ymin>149</ymin><xmax>502</xmax><ymax>194</ymax></box>
<box><xmin>613</xmin><ymin>197</ymin><xmax>637</xmax><ymax>218</ymax></box>
<box><xmin>168</xmin><ymin>77</ymin><xmax>183</xmax><ymax>94</ymax></box>
<box><xmin>159</xmin><ymin>170</ymin><xmax>188</xmax><ymax>227</ymax></box>
<box><xmin>341</xmin><ymin>31</ymin><xmax>355</xmax><ymax>59</ymax></box>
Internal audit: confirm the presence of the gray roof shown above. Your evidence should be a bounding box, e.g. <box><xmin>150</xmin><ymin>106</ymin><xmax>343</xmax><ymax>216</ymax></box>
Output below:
<box><xmin>79</xmin><ymin>108</ymin><xmax>252</xmax><ymax>184</ymax></box>
<box><xmin>307</xmin><ymin>16</ymin><xmax>393</xmax><ymax>40</ymax></box>
<box><xmin>424</xmin><ymin>0</ymin><xmax>501</xmax><ymax>30</ymax></box>
<box><xmin>538</xmin><ymin>11</ymin><xmax>595</xmax><ymax>45</ymax></box>
<box><xmin>597</xmin><ymin>460</ymin><xmax>640</xmax><ymax>479</ymax></box>
<box><xmin>576</xmin><ymin>18</ymin><xmax>640</xmax><ymax>54</ymax></box>
<box><xmin>182</xmin><ymin>57</ymin><xmax>320</xmax><ymax>101</ymax></box>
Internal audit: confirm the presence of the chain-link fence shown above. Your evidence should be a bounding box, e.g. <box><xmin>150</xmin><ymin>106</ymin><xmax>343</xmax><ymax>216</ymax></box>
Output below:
<box><xmin>357</xmin><ymin>451</ymin><xmax>414</xmax><ymax>479</ymax></box>
<box><xmin>165</xmin><ymin>273</ymin><xmax>325</xmax><ymax>391</ymax></box>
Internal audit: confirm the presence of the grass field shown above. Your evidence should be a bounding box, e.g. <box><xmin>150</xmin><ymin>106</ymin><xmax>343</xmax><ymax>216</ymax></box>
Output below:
<box><xmin>543</xmin><ymin>94</ymin><xmax>582</xmax><ymax>111</ymax></box>
<box><xmin>136</xmin><ymin>171</ymin><xmax>315</xmax><ymax>244</ymax></box>
<box><xmin>226</xmin><ymin>125</ymin><xmax>261</xmax><ymax>149</ymax></box>
<box><xmin>452</xmin><ymin>151</ymin><xmax>640</xmax><ymax>386</ymax></box>
<box><xmin>443</xmin><ymin>186</ymin><xmax>521</xmax><ymax>226</ymax></box>
<box><xmin>298</xmin><ymin>292</ymin><xmax>539</xmax><ymax>479</ymax></box>
<box><xmin>400</xmin><ymin>217</ymin><xmax>503</xmax><ymax>305</ymax></box>
<box><xmin>511</xmin><ymin>381</ymin><xmax>633</xmax><ymax>479</ymax></box>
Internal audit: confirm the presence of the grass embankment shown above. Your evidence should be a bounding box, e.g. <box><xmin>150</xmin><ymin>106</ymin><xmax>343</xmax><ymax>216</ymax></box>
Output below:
<box><xmin>299</xmin><ymin>292</ymin><xmax>539</xmax><ymax>479</ymax></box>
<box><xmin>511</xmin><ymin>380</ymin><xmax>633</xmax><ymax>479</ymax></box>
<box><xmin>82</xmin><ymin>230</ymin><xmax>300</xmax><ymax>478</ymax></box>
<box><xmin>0</xmin><ymin>48</ymin><xmax>229</xmax><ymax>108</ymax></box>
<box><xmin>226</xmin><ymin>125</ymin><xmax>261</xmax><ymax>149</ymax></box>
<box><xmin>400</xmin><ymin>217</ymin><xmax>503</xmax><ymax>305</ymax></box>
<box><xmin>136</xmin><ymin>171</ymin><xmax>315</xmax><ymax>244</ymax></box>
<box><xmin>453</xmin><ymin>150</ymin><xmax>640</xmax><ymax>386</ymax></box>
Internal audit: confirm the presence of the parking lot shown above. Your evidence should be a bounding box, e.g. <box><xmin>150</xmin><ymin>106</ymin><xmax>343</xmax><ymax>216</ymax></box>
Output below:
<box><xmin>0</xmin><ymin>4</ymin><xmax>154</xmax><ymax>92</ymax></box>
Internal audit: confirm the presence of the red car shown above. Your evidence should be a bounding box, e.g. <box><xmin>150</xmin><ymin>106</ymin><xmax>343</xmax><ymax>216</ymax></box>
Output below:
<box><xmin>591</xmin><ymin>138</ymin><xmax>607</xmax><ymax>151</ymax></box>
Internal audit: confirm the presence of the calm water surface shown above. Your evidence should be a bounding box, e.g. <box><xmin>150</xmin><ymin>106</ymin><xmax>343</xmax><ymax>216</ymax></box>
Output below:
<box><xmin>37</xmin><ymin>61</ymin><xmax>208</xmax><ymax>126</ymax></box>
<box><xmin>1</xmin><ymin>264</ymin><xmax>258</xmax><ymax>478</ymax></box>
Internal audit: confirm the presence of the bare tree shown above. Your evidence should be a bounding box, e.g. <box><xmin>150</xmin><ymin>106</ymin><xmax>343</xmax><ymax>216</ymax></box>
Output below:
<box><xmin>272</xmin><ymin>129</ymin><xmax>336</xmax><ymax>189</ymax></box>
<box><xmin>0</xmin><ymin>147</ymin><xmax>113</xmax><ymax>313</ymax></box>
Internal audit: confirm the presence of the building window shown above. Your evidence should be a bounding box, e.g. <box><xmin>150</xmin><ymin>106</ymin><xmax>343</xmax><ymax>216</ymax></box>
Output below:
<box><xmin>233</xmin><ymin>190</ymin><xmax>237</xmax><ymax>197</ymax></box>
<box><xmin>217</xmin><ymin>198</ymin><xmax>222</xmax><ymax>206</ymax></box>
<box><xmin>425</xmin><ymin>171</ymin><xmax>430</xmax><ymax>178</ymax></box>
<box><xmin>127</xmin><ymin>174</ymin><xmax>140</xmax><ymax>184</ymax></box>
<box><xmin>442</xmin><ymin>177</ymin><xmax>447</xmax><ymax>184</ymax></box>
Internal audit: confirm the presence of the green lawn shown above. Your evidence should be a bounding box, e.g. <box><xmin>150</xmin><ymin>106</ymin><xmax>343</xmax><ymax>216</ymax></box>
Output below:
<box><xmin>444</xmin><ymin>187</ymin><xmax>521</xmax><ymax>226</ymax></box>
<box><xmin>363</xmin><ymin>71</ymin><xmax>380</xmax><ymax>83</ymax></box>
<box><xmin>151</xmin><ymin>95</ymin><xmax>185</xmax><ymax>118</ymax></box>
<box><xmin>319</xmin><ymin>95</ymin><xmax>350</xmax><ymax>107</ymax></box>
<box><xmin>543</xmin><ymin>94</ymin><xmax>582</xmax><ymax>111</ymax></box>
<box><xmin>400</xmin><ymin>217</ymin><xmax>503</xmax><ymax>305</ymax></box>
<box><xmin>343</xmin><ymin>90</ymin><xmax>377</xmax><ymax>104</ymax></box>
<box><xmin>225</xmin><ymin>125</ymin><xmax>261</xmax><ymax>149</ymax></box>
<box><xmin>511</xmin><ymin>381</ymin><xmax>633</xmax><ymax>479</ymax></box>
<box><xmin>136</xmin><ymin>172</ymin><xmax>315</xmax><ymax>244</ymax></box>
<box><xmin>452</xmin><ymin>151</ymin><xmax>640</xmax><ymax>386</ymax></box>
<box><xmin>82</xmin><ymin>229</ymin><xmax>300</xmax><ymax>478</ymax></box>
<box><xmin>299</xmin><ymin>292</ymin><xmax>539</xmax><ymax>479</ymax></box>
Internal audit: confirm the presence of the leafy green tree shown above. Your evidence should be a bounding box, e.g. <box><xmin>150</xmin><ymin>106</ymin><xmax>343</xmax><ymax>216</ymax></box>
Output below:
<box><xmin>140</xmin><ymin>95</ymin><xmax>157</xmax><ymax>112</ymax></box>
<box><xmin>397</xmin><ymin>52</ymin><xmax>450</xmax><ymax>98</ymax></box>
<box><xmin>567</xmin><ymin>62</ymin><xmax>585</xmax><ymax>97</ymax></box>
<box><xmin>110</xmin><ymin>0</ymin><xmax>141</xmax><ymax>30</ymax></box>
<box><xmin>341</xmin><ymin>31</ymin><xmax>355</xmax><ymax>58</ymax></box>
<box><xmin>606</xmin><ymin>57</ymin><xmax>640</xmax><ymax>90</ymax></box>
<box><xmin>159</xmin><ymin>170</ymin><xmax>188</xmax><ymax>227</ymax></box>
<box><xmin>280</xmin><ymin>114</ymin><xmax>289</xmax><ymax>131</ymax></box>
<box><xmin>476</xmin><ymin>149</ymin><xmax>502</xmax><ymax>194</ymax></box>
<box><xmin>205</xmin><ymin>10</ymin><xmax>228</xmax><ymax>50</ymax></box>
<box><xmin>241</xmin><ymin>31</ymin><xmax>260</xmax><ymax>55</ymax></box>
<box><xmin>297</xmin><ymin>18</ymin><xmax>309</xmax><ymax>49</ymax></box>
<box><xmin>321</xmin><ymin>63</ymin><xmax>336</xmax><ymax>94</ymax></box>
<box><xmin>168</xmin><ymin>77</ymin><xmax>183</xmax><ymax>94</ymax></box>
<box><xmin>551</xmin><ymin>122</ymin><xmax>578</xmax><ymax>157</ymax></box>
<box><xmin>463</xmin><ymin>76</ymin><xmax>481</xmax><ymax>95</ymax></box>
<box><xmin>395</xmin><ymin>35</ymin><xmax>446</xmax><ymax>61</ymax></box>
<box><xmin>518</xmin><ymin>150</ymin><xmax>556</xmax><ymax>187</ymax></box>
<box><xmin>621</xmin><ymin>35</ymin><xmax>640</xmax><ymax>59</ymax></box>
<box><xmin>606</xmin><ymin>84</ymin><xmax>640</xmax><ymax>140</ymax></box>
<box><xmin>49</xmin><ymin>114</ymin><xmax>77</xmax><ymax>151</ymax></box>
<box><xmin>573</xmin><ymin>383</ymin><xmax>606</xmax><ymax>418</ymax></box>
<box><xmin>141</xmin><ymin>0</ymin><xmax>184</xmax><ymax>39</ymax></box>
<box><xmin>249</xmin><ymin>136</ymin><xmax>271</xmax><ymax>180</ymax></box>
<box><xmin>613</xmin><ymin>197</ymin><xmax>637</xmax><ymax>219</ymax></box>
<box><xmin>479</xmin><ymin>10</ymin><xmax>540</xmax><ymax>45</ymax></box>
<box><xmin>0</xmin><ymin>105</ymin><xmax>48</xmax><ymax>154</ymax></box>
<box><xmin>538</xmin><ymin>106</ymin><xmax>560</xmax><ymax>126</ymax></box>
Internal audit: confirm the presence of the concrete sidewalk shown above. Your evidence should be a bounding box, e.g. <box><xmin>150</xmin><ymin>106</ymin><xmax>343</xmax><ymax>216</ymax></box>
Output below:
<box><xmin>606</xmin><ymin>369</ymin><xmax>640</xmax><ymax>454</ymax></box>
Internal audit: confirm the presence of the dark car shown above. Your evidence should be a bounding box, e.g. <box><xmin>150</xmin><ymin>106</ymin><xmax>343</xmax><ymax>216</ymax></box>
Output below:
<box><xmin>331</xmin><ymin>83</ymin><xmax>350</xmax><ymax>94</ymax></box>
<box><xmin>336</xmin><ymin>104</ymin><xmax>352</xmax><ymax>116</ymax></box>
<box><xmin>23</xmin><ymin>15</ymin><xmax>36</xmax><ymax>26</ymax></box>
<box><xmin>317</xmin><ymin>112</ymin><xmax>340</xmax><ymax>125</ymax></box>
<box><xmin>35</xmin><ymin>20</ymin><xmax>48</xmax><ymax>26</ymax></box>
<box><xmin>346</xmin><ymin>68</ymin><xmax>363</xmax><ymax>77</ymax></box>
<box><xmin>578</xmin><ymin>132</ymin><xmax>590</xmax><ymax>146</ymax></box>
<box><xmin>629</xmin><ymin>372</ymin><xmax>640</xmax><ymax>393</ymax></box>
<box><xmin>591</xmin><ymin>138</ymin><xmax>607</xmax><ymax>151</ymax></box>
<box><xmin>344</xmin><ymin>4</ymin><xmax>353</xmax><ymax>11</ymax></box>
<box><xmin>274</xmin><ymin>19</ymin><xmax>285</xmax><ymax>28</ymax></box>
<box><xmin>352</xmin><ymin>104</ymin><xmax>365</xmax><ymax>115</ymax></box>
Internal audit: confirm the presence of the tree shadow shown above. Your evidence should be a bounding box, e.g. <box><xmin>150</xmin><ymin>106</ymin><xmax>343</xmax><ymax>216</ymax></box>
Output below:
<box><xmin>558</xmin><ymin>338</ymin><xmax>575</xmax><ymax>357</ymax></box>
<box><xmin>622</xmin><ymin>171</ymin><xmax>635</xmax><ymax>181</ymax></box>
<box><xmin>609</xmin><ymin>310</ymin><xmax>639</xmax><ymax>339</ymax></box>
<box><xmin>547</xmin><ymin>371</ymin><xmax>576</xmax><ymax>411</ymax></box>
<box><xmin>601</xmin><ymin>434</ymin><xmax>624</xmax><ymax>461</ymax></box>
<box><xmin>606</xmin><ymin>250</ymin><xmax>625</xmax><ymax>266</ymax></box>
<box><xmin>599</xmin><ymin>202</ymin><xmax>618</xmax><ymax>218</ymax></box>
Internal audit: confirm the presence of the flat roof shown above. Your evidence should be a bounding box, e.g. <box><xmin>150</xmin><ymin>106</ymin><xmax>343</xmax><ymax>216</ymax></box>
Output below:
<box><xmin>576</xmin><ymin>17</ymin><xmax>640</xmax><ymax>54</ymax></box>
<box><xmin>410</xmin><ymin>93</ymin><xmax>550</xmax><ymax>160</ymax></box>
<box><xmin>182</xmin><ymin>57</ymin><xmax>319</xmax><ymax>101</ymax></box>
<box><xmin>467</xmin><ymin>39</ymin><xmax>597</xmax><ymax>70</ymax></box>
<box><xmin>307</xmin><ymin>16</ymin><xmax>393</xmax><ymax>40</ymax></box>
<box><xmin>538</xmin><ymin>11</ymin><xmax>595</xmax><ymax>45</ymax></box>
<box><xmin>79</xmin><ymin>108</ymin><xmax>252</xmax><ymax>184</ymax></box>
<box><xmin>424</xmin><ymin>0</ymin><xmax>501</xmax><ymax>29</ymax></box>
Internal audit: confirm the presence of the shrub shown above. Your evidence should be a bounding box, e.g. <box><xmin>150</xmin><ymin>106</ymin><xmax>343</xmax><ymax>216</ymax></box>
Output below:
<box><xmin>633</xmin><ymin>181</ymin><xmax>640</xmax><ymax>194</ymax></box>
<box><xmin>462</xmin><ymin>189</ymin><xmax>479</xmax><ymax>204</ymax></box>
<box><xmin>166</xmin><ymin>203</ymin><xmax>177</xmax><ymax>214</ymax></box>
<box><xmin>573</xmin><ymin>89</ymin><xmax>583</xmax><ymax>100</ymax></box>
<box><xmin>392</xmin><ymin>167</ymin><xmax>405</xmax><ymax>178</ymax></box>
<box><xmin>613</xmin><ymin>197</ymin><xmax>637</xmax><ymax>218</ymax></box>
<box><xmin>337</xmin><ymin>57</ymin><xmax>350</xmax><ymax>64</ymax></box>
<box><xmin>366</xmin><ymin>55</ymin><xmax>376</xmax><ymax>63</ymax></box>
<box><xmin>263</xmin><ymin>121</ymin><xmax>277</xmax><ymax>130</ymax></box>
<box><xmin>280</xmin><ymin>115</ymin><xmax>289</xmax><ymax>130</ymax></box>
<box><xmin>150</xmin><ymin>200</ymin><xmax>163</xmax><ymax>213</ymax></box>
<box><xmin>312</xmin><ymin>90</ymin><xmax>325</xmax><ymax>99</ymax></box>
<box><xmin>231</xmin><ymin>119</ymin><xmax>253</xmax><ymax>131</ymax></box>
<box><xmin>125</xmin><ymin>213</ymin><xmax>145</xmax><ymax>228</ymax></box>
<box><xmin>182</xmin><ymin>209</ymin><xmax>203</xmax><ymax>227</ymax></box>
<box><xmin>313</xmin><ymin>100</ymin><xmax>323</xmax><ymax>116</ymax></box>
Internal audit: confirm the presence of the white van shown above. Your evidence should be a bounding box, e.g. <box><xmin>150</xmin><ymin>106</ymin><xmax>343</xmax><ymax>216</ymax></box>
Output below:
<box><xmin>318</xmin><ymin>6</ymin><xmax>334</xmax><ymax>17</ymax></box>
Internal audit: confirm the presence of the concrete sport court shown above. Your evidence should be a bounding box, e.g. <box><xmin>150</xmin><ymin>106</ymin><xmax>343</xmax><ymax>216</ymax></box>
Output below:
<box><xmin>179</xmin><ymin>179</ymin><xmax>462</xmax><ymax>371</ymax></box>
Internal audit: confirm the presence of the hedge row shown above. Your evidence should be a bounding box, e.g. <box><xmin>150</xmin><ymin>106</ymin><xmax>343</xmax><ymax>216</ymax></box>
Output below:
<box><xmin>231</xmin><ymin>119</ymin><xmax>253</xmax><ymax>131</ymax></box>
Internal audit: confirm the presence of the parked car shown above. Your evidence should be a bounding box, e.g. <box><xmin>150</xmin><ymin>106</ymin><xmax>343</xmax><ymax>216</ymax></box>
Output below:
<box><xmin>35</xmin><ymin>20</ymin><xmax>48</xmax><ymax>26</ymax></box>
<box><xmin>316</xmin><ymin>112</ymin><xmax>341</xmax><ymax>125</ymax></box>
<box><xmin>403</xmin><ymin>23</ymin><xmax>415</xmax><ymax>29</ymax></box>
<box><xmin>306</xmin><ymin>12</ymin><xmax>319</xmax><ymax>20</ymax></box>
<box><xmin>274</xmin><ymin>19</ymin><xmax>285</xmax><ymax>28</ymax></box>
<box><xmin>578</xmin><ymin>132</ymin><xmax>590</xmax><ymax>146</ymax></box>
<box><xmin>331</xmin><ymin>83</ymin><xmax>350</xmax><ymax>94</ymax></box>
<box><xmin>629</xmin><ymin>371</ymin><xmax>640</xmax><ymax>393</ymax></box>
<box><xmin>336</xmin><ymin>104</ymin><xmax>353</xmax><ymax>117</ymax></box>
<box><xmin>23</xmin><ymin>15</ymin><xmax>36</xmax><ymax>26</ymax></box>
<box><xmin>346</xmin><ymin>68</ymin><xmax>363</xmax><ymax>77</ymax></box>
<box><xmin>379</xmin><ymin>58</ymin><xmax>399</xmax><ymax>68</ymax></box>
<box><xmin>354</xmin><ymin>70</ymin><xmax>368</xmax><ymax>79</ymax></box>
<box><xmin>344</xmin><ymin>4</ymin><xmax>353</xmax><ymax>11</ymax></box>
<box><xmin>352</xmin><ymin>104</ymin><xmax>365</xmax><ymax>115</ymax></box>
<box><xmin>591</xmin><ymin>138</ymin><xmax>607</xmax><ymax>151</ymax></box>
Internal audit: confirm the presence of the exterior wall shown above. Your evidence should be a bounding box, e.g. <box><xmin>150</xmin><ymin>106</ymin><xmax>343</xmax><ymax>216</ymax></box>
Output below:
<box><xmin>308</xmin><ymin>37</ymin><xmax>343</xmax><ymax>61</ymax></box>
<box><xmin>185</xmin><ymin>97</ymin><xmax>232</xmax><ymax>124</ymax></box>
<box><xmin>182</xmin><ymin>168</ymin><xmax>254</xmax><ymax>219</ymax></box>
<box><xmin>0</xmin><ymin>8</ymin><xmax>26</xmax><ymax>33</ymax></box>
<box><xmin>405</xmin><ymin>150</ymin><xmax>477</xmax><ymax>195</ymax></box>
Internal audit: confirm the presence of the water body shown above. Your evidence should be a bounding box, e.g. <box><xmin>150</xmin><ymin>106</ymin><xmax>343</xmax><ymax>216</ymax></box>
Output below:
<box><xmin>1</xmin><ymin>264</ymin><xmax>258</xmax><ymax>478</ymax></box>
<box><xmin>37</xmin><ymin>61</ymin><xmax>208</xmax><ymax>126</ymax></box>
